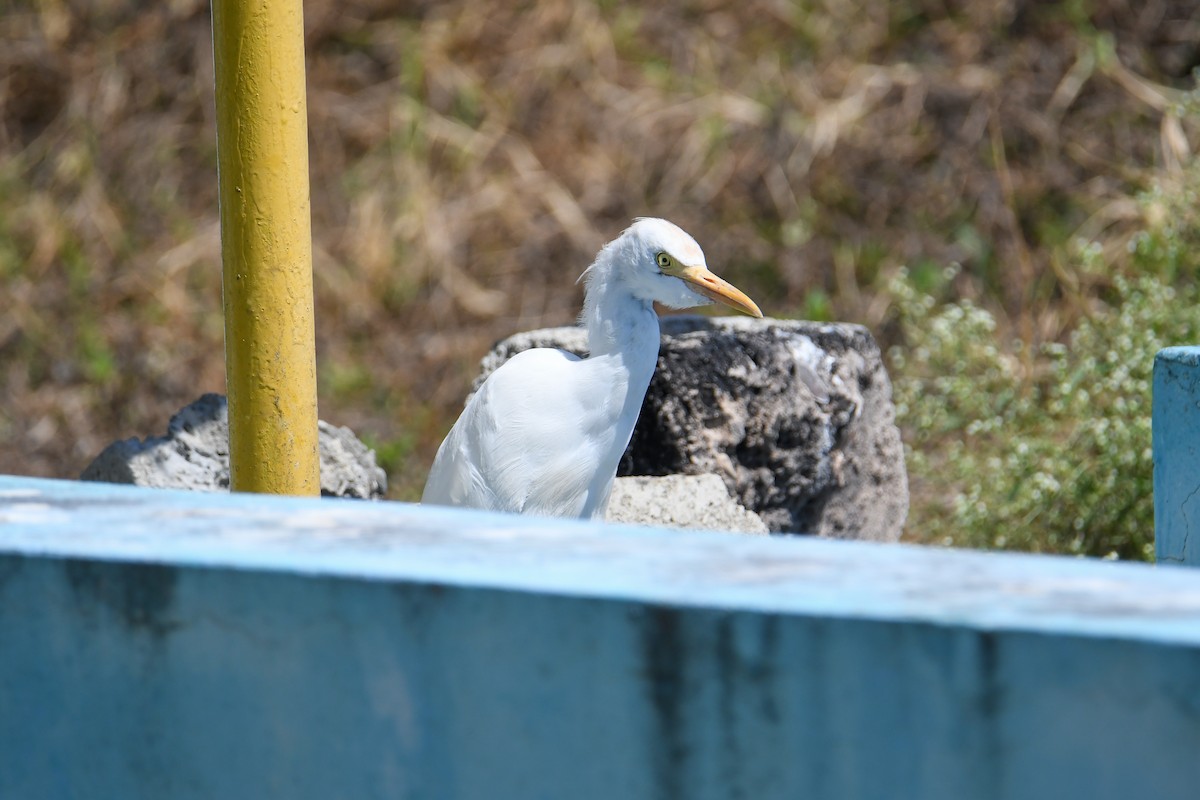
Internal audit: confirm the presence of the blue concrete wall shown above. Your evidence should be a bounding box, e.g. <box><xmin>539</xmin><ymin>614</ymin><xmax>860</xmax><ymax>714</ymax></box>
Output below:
<box><xmin>3</xmin><ymin>475</ymin><xmax>1200</xmax><ymax>799</ymax></box>
<box><xmin>1155</xmin><ymin>346</ymin><xmax>1200</xmax><ymax>566</ymax></box>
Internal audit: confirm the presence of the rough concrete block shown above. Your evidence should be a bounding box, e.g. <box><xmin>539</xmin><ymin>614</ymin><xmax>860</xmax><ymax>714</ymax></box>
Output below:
<box><xmin>477</xmin><ymin>316</ymin><xmax>908</xmax><ymax>539</ymax></box>
<box><xmin>606</xmin><ymin>474</ymin><xmax>768</xmax><ymax>534</ymax></box>
<box><xmin>80</xmin><ymin>394</ymin><xmax>386</xmax><ymax>499</ymax></box>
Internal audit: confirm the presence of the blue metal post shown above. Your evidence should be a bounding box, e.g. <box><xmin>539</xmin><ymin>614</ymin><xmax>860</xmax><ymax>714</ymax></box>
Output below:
<box><xmin>1153</xmin><ymin>346</ymin><xmax>1200</xmax><ymax>566</ymax></box>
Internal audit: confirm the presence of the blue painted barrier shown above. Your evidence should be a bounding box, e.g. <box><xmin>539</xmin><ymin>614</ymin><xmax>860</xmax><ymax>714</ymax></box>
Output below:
<box><xmin>3</xmin><ymin>475</ymin><xmax>1200</xmax><ymax>799</ymax></box>
<box><xmin>1154</xmin><ymin>346</ymin><xmax>1200</xmax><ymax>566</ymax></box>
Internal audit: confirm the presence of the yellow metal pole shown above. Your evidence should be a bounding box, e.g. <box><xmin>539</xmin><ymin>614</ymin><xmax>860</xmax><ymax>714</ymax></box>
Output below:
<box><xmin>211</xmin><ymin>0</ymin><xmax>320</xmax><ymax>495</ymax></box>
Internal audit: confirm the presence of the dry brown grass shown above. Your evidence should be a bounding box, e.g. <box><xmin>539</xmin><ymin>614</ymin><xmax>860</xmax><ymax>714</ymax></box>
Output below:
<box><xmin>1</xmin><ymin>0</ymin><xmax>1196</xmax><ymax>502</ymax></box>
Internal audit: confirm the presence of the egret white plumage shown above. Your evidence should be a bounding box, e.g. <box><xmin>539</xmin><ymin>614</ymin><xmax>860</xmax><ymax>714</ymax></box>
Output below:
<box><xmin>421</xmin><ymin>218</ymin><xmax>762</xmax><ymax>519</ymax></box>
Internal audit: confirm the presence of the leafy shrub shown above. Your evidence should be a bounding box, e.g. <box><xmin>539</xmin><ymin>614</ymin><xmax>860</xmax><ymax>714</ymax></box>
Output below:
<box><xmin>887</xmin><ymin>69</ymin><xmax>1200</xmax><ymax>560</ymax></box>
<box><xmin>892</xmin><ymin>262</ymin><xmax>1200</xmax><ymax>560</ymax></box>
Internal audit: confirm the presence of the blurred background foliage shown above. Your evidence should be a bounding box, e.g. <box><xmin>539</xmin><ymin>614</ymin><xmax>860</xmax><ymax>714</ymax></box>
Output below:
<box><xmin>1</xmin><ymin>0</ymin><xmax>1198</xmax><ymax>557</ymax></box>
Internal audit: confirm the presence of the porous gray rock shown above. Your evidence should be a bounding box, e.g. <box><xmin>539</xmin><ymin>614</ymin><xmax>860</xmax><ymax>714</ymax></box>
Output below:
<box><xmin>81</xmin><ymin>393</ymin><xmax>387</xmax><ymax>499</ymax></box>
<box><xmin>605</xmin><ymin>474</ymin><xmax>768</xmax><ymax>534</ymax></box>
<box><xmin>476</xmin><ymin>316</ymin><xmax>908</xmax><ymax>540</ymax></box>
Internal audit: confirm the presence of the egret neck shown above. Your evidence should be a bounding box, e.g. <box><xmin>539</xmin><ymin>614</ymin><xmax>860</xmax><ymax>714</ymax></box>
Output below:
<box><xmin>579</xmin><ymin>242</ymin><xmax>662</xmax><ymax>450</ymax></box>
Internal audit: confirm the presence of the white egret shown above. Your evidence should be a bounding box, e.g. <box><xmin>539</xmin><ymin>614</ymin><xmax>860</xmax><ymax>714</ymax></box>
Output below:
<box><xmin>421</xmin><ymin>218</ymin><xmax>763</xmax><ymax>519</ymax></box>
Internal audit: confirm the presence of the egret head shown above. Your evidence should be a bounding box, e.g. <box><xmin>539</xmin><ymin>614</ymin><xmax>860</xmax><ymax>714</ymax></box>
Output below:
<box><xmin>603</xmin><ymin>217</ymin><xmax>763</xmax><ymax>318</ymax></box>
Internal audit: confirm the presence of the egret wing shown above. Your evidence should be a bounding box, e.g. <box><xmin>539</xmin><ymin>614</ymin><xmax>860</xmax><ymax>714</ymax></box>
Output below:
<box><xmin>422</xmin><ymin>347</ymin><xmax>603</xmax><ymax>517</ymax></box>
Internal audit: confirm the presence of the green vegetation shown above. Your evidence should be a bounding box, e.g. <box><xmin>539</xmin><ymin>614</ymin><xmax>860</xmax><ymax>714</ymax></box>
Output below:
<box><xmin>1</xmin><ymin>1</ymin><xmax>1197</xmax><ymax>551</ymax></box>
<box><xmin>894</xmin><ymin>151</ymin><xmax>1200</xmax><ymax>560</ymax></box>
<box><xmin>894</xmin><ymin>272</ymin><xmax>1197</xmax><ymax>560</ymax></box>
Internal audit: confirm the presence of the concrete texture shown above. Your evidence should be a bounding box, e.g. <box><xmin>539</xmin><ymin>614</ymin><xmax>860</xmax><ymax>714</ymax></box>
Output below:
<box><xmin>2</xmin><ymin>475</ymin><xmax>1200</xmax><ymax>800</ymax></box>
<box><xmin>478</xmin><ymin>316</ymin><xmax>908</xmax><ymax>539</ymax></box>
<box><xmin>80</xmin><ymin>393</ymin><xmax>386</xmax><ymax>499</ymax></box>
<box><xmin>606</xmin><ymin>474</ymin><xmax>768</xmax><ymax>534</ymax></box>
<box><xmin>1154</xmin><ymin>346</ymin><xmax>1200</xmax><ymax>565</ymax></box>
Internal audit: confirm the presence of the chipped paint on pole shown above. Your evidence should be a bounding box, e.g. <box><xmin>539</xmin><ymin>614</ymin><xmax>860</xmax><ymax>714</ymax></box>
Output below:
<box><xmin>211</xmin><ymin>0</ymin><xmax>320</xmax><ymax>495</ymax></box>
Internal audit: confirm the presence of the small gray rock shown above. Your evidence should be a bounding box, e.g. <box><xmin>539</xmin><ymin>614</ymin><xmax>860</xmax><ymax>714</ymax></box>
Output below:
<box><xmin>477</xmin><ymin>316</ymin><xmax>908</xmax><ymax>540</ymax></box>
<box><xmin>606</xmin><ymin>474</ymin><xmax>768</xmax><ymax>534</ymax></box>
<box><xmin>81</xmin><ymin>394</ymin><xmax>387</xmax><ymax>499</ymax></box>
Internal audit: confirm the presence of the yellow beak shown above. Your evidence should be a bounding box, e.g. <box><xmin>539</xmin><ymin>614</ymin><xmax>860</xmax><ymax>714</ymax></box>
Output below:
<box><xmin>675</xmin><ymin>264</ymin><xmax>763</xmax><ymax>318</ymax></box>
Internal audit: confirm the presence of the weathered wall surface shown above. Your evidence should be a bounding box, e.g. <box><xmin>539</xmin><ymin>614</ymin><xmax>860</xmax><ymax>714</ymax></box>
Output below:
<box><xmin>2</xmin><ymin>476</ymin><xmax>1200</xmax><ymax>799</ymax></box>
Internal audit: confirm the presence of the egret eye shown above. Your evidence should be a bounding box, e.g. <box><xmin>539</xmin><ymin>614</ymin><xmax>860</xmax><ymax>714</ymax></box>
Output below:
<box><xmin>656</xmin><ymin>253</ymin><xmax>672</xmax><ymax>269</ymax></box>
